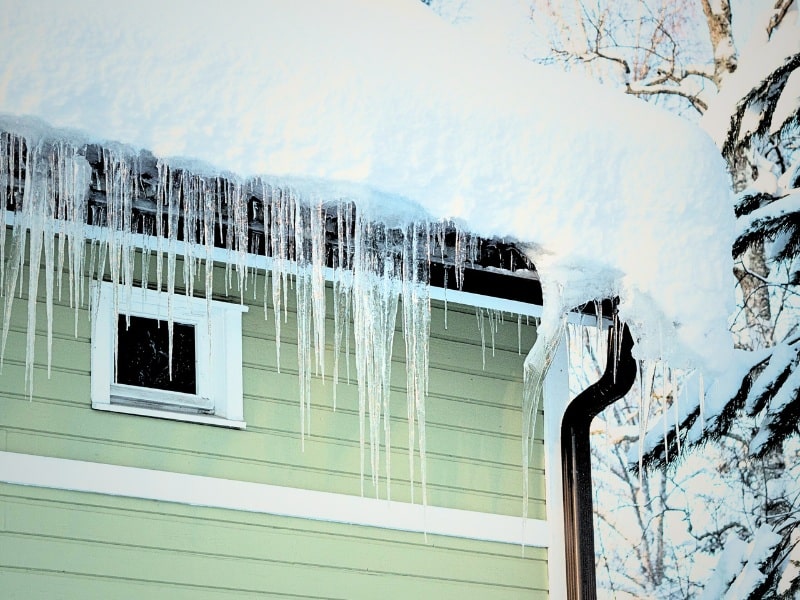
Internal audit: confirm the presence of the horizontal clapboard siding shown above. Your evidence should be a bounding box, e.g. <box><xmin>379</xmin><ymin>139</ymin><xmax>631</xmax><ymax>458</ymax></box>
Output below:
<box><xmin>0</xmin><ymin>245</ymin><xmax>548</xmax><ymax>597</ymax></box>
<box><xmin>0</xmin><ymin>484</ymin><xmax>548</xmax><ymax>599</ymax></box>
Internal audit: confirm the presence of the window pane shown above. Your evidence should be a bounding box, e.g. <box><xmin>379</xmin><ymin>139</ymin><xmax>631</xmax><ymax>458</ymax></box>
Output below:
<box><xmin>116</xmin><ymin>315</ymin><xmax>197</xmax><ymax>394</ymax></box>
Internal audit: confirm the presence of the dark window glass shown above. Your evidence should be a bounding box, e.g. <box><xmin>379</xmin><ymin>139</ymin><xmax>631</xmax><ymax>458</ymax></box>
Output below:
<box><xmin>116</xmin><ymin>315</ymin><xmax>196</xmax><ymax>394</ymax></box>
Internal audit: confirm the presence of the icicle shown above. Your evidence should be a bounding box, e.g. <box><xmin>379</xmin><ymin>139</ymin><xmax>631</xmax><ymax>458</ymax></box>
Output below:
<box><xmin>489</xmin><ymin>309</ymin><xmax>498</xmax><ymax>358</ymax></box>
<box><xmin>611</xmin><ymin>311</ymin><xmax>620</xmax><ymax>383</ymax></box>
<box><xmin>595</xmin><ymin>300</ymin><xmax>604</xmax><ymax>357</ymax></box>
<box><xmin>332</xmin><ymin>201</ymin><xmax>354</xmax><ymax>410</ymax></box>
<box><xmin>637</xmin><ymin>361</ymin><xmax>646</xmax><ymax>486</ymax></box>
<box><xmin>402</xmin><ymin>221</ymin><xmax>431</xmax><ymax>507</ymax></box>
<box><xmin>475</xmin><ymin>307</ymin><xmax>486</xmax><ymax>369</ymax></box>
<box><xmin>296</xmin><ymin>267</ymin><xmax>313</xmax><ymax>448</ymax></box>
<box><xmin>269</xmin><ymin>187</ymin><xmax>294</xmax><ymax>372</ymax></box>
<box><xmin>443</xmin><ymin>270</ymin><xmax>448</xmax><ymax>330</ymax></box>
<box><xmin>0</xmin><ymin>135</ymin><xmax>8</xmax><ymax>295</ymax></box>
<box><xmin>1</xmin><ymin>137</ymin><xmax>24</xmax><ymax>373</ymax></box>
<box><xmin>454</xmin><ymin>223</ymin><xmax>467</xmax><ymax>289</ymax></box>
<box><xmin>0</xmin><ymin>136</ymin><xmax>88</xmax><ymax>396</ymax></box>
<box><xmin>294</xmin><ymin>202</ymin><xmax>313</xmax><ymax>447</ymax></box>
<box><xmin>24</xmin><ymin>142</ymin><xmax>43</xmax><ymax>397</ymax></box>
<box><xmin>269</xmin><ymin>188</ymin><xmax>282</xmax><ymax>370</ymax></box>
<box><xmin>154</xmin><ymin>164</ymin><xmax>164</xmax><ymax>301</ymax></box>
<box><xmin>203</xmin><ymin>177</ymin><xmax>216</xmax><ymax>338</ymax></box>
<box><xmin>637</xmin><ymin>359</ymin><xmax>656</xmax><ymax>479</ymax></box>
<box><xmin>521</xmin><ymin>281</ymin><xmax>567</xmax><ymax>524</ymax></box>
<box><xmin>521</xmin><ymin>311</ymin><xmax>567</xmax><ymax>523</ymax></box>
<box><xmin>59</xmin><ymin>143</ymin><xmax>89</xmax><ymax>338</ymax></box>
<box><xmin>160</xmin><ymin>160</ymin><xmax>179</xmax><ymax>378</ymax></box>
<box><xmin>43</xmin><ymin>150</ymin><xmax>56</xmax><ymax>378</ymax></box>
<box><xmin>230</xmin><ymin>180</ymin><xmax>248</xmax><ymax>302</ymax></box>
<box><xmin>310</xmin><ymin>199</ymin><xmax>326</xmax><ymax>380</ymax></box>
<box><xmin>54</xmin><ymin>149</ymin><xmax>67</xmax><ymax>304</ymax></box>
<box><xmin>352</xmin><ymin>216</ymin><xmax>401</xmax><ymax>499</ymax></box>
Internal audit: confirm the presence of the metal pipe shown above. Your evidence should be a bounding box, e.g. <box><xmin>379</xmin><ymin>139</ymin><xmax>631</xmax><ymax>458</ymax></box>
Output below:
<box><xmin>561</xmin><ymin>316</ymin><xmax>637</xmax><ymax>599</ymax></box>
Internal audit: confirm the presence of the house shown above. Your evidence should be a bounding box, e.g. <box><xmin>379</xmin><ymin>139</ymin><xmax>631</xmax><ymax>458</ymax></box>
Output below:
<box><xmin>0</xmin><ymin>3</ymin><xmax>735</xmax><ymax>598</ymax></box>
<box><xmin>0</xmin><ymin>131</ymin><xmax>588</xmax><ymax>598</ymax></box>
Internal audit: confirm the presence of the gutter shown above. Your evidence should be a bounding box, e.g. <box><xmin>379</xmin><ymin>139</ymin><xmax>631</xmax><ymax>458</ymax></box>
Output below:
<box><xmin>561</xmin><ymin>315</ymin><xmax>637</xmax><ymax>600</ymax></box>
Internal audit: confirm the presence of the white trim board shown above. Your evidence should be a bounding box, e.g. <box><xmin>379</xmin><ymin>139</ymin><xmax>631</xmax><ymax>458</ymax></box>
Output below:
<box><xmin>0</xmin><ymin>451</ymin><xmax>549</xmax><ymax>547</ymax></box>
<box><xmin>3</xmin><ymin>211</ymin><xmax>606</xmax><ymax>324</ymax></box>
<box><xmin>543</xmin><ymin>331</ymin><xmax>570</xmax><ymax>599</ymax></box>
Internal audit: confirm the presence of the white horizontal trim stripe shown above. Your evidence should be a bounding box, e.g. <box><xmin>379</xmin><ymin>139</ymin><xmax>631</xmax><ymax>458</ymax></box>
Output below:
<box><xmin>4</xmin><ymin>211</ymin><xmax>613</xmax><ymax>325</ymax></box>
<box><xmin>0</xmin><ymin>451</ymin><xmax>548</xmax><ymax>547</ymax></box>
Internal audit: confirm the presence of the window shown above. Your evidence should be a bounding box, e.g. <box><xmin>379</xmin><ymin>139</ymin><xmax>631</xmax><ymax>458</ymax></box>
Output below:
<box><xmin>115</xmin><ymin>315</ymin><xmax>198</xmax><ymax>396</ymax></box>
<box><xmin>91</xmin><ymin>281</ymin><xmax>247</xmax><ymax>429</ymax></box>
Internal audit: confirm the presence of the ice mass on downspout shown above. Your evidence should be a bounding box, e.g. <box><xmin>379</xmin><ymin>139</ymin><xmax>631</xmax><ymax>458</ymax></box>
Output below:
<box><xmin>0</xmin><ymin>0</ymin><xmax>737</xmax><ymax>526</ymax></box>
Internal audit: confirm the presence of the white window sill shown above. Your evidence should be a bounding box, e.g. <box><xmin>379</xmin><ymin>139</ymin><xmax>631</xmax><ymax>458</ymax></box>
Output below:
<box><xmin>110</xmin><ymin>383</ymin><xmax>214</xmax><ymax>412</ymax></box>
<box><xmin>92</xmin><ymin>401</ymin><xmax>247</xmax><ymax>430</ymax></box>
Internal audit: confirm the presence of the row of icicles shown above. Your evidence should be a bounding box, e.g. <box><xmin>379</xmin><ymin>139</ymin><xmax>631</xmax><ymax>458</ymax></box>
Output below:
<box><xmin>0</xmin><ymin>131</ymin><xmax>549</xmax><ymax>518</ymax></box>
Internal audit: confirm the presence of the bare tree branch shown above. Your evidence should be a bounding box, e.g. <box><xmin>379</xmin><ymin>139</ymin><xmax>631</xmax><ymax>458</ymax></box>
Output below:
<box><xmin>767</xmin><ymin>0</ymin><xmax>796</xmax><ymax>39</ymax></box>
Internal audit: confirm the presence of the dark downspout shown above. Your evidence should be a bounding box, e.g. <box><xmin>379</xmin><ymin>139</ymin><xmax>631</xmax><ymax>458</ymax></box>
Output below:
<box><xmin>561</xmin><ymin>317</ymin><xmax>637</xmax><ymax>600</ymax></box>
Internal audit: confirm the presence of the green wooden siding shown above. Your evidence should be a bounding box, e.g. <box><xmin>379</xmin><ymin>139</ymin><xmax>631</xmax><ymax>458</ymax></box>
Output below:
<box><xmin>0</xmin><ymin>483</ymin><xmax>548</xmax><ymax>599</ymax></box>
<box><xmin>0</xmin><ymin>250</ymin><xmax>548</xmax><ymax>597</ymax></box>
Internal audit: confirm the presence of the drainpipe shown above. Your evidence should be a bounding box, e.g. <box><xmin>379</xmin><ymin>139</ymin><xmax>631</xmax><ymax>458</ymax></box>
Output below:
<box><xmin>561</xmin><ymin>315</ymin><xmax>637</xmax><ymax>600</ymax></box>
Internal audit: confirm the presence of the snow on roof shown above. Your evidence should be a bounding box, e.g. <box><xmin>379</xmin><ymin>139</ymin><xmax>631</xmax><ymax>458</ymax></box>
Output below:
<box><xmin>0</xmin><ymin>0</ymin><xmax>735</xmax><ymax>372</ymax></box>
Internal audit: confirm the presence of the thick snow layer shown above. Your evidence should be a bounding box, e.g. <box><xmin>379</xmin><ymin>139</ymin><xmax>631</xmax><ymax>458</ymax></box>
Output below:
<box><xmin>0</xmin><ymin>0</ymin><xmax>735</xmax><ymax>372</ymax></box>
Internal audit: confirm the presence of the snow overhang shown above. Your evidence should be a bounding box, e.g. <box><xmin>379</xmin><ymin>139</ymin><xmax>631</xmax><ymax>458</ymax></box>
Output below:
<box><xmin>0</xmin><ymin>0</ymin><xmax>736</xmax><ymax>372</ymax></box>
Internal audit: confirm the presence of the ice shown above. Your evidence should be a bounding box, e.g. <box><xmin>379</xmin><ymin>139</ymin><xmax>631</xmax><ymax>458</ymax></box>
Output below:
<box><xmin>296</xmin><ymin>266</ymin><xmax>312</xmax><ymax>447</ymax></box>
<box><xmin>521</xmin><ymin>281</ymin><xmax>567</xmax><ymax>521</ymax></box>
<box><xmin>0</xmin><ymin>135</ymin><xmax>447</xmax><ymax>504</ymax></box>
<box><xmin>310</xmin><ymin>200</ymin><xmax>326</xmax><ymax>380</ymax></box>
<box><xmin>401</xmin><ymin>221</ymin><xmax>431</xmax><ymax>506</ymax></box>
<box><xmin>268</xmin><ymin>187</ymin><xmax>289</xmax><ymax>372</ymax></box>
<box><xmin>294</xmin><ymin>201</ymin><xmax>311</xmax><ymax>446</ymax></box>
<box><xmin>475</xmin><ymin>307</ymin><xmax>487</xmax><ymax>369</ymax></box>
<box><xmin>488</xmin><ymin>309</ymin><xmax>499</xmax><ymax>358</ymax></box>
<box><xmin>25</xmin><ymin>150</ymin><xmax>44</xmax><ymax>397</ymax></box>
<box><xmin>352</xmin><ymin>217</ymin><xmax>402</xmax><ymax>498</ymax></box>
<box><xmin>473</xmin><ymin>308</ymin><xmax>510</xmax><ymax>362</ymax></box>
<box><xmin>332</xmin><ymin>201</ymin><xmax>354</xmax><ymax>410</ymax></box>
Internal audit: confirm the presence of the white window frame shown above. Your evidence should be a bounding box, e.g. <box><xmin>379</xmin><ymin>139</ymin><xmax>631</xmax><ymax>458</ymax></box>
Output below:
<box><xmin>91</xmin><ymin>281</ymin><xmax>247</xmax><ymax>429</ymax></box>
